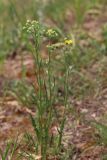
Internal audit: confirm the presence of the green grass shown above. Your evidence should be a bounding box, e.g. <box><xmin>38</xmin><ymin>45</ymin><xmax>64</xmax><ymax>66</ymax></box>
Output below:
<box><xmin>0</xmin><ymin>139</ymin><xmax>17</xmax><ymax>160</ymax></box>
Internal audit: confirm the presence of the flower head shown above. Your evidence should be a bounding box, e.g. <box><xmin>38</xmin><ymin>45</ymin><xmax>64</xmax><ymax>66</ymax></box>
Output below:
<box><xmin>64</xmin><ymin>38</ymin><xmax>73</xmax><ymax>45</ymax></box>
<box><xmin>47</xmin><ymin>29</ymin><xmax>56</xmax><ymax>35</ymax></box>
<box><xmin>46</xmin><ymin>28</ymin><xmax>58</xmax><ymax>39</ymax></box>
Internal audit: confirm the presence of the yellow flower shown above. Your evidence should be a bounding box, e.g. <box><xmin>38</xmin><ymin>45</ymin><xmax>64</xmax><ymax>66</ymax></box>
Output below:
<box><xmin>47</xmin><ymin>29</ymin><xmax>54</xmax><ymax>35</ymax></box>
<box><xmin>64</xmin><ymin>39</ymin><xmax>73</xmax><ymax>45</ymax></box>
<box><xmin>46</xmin><ymin>29</ymin><xmax>58</xmax><ymax>37</ymax></box>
